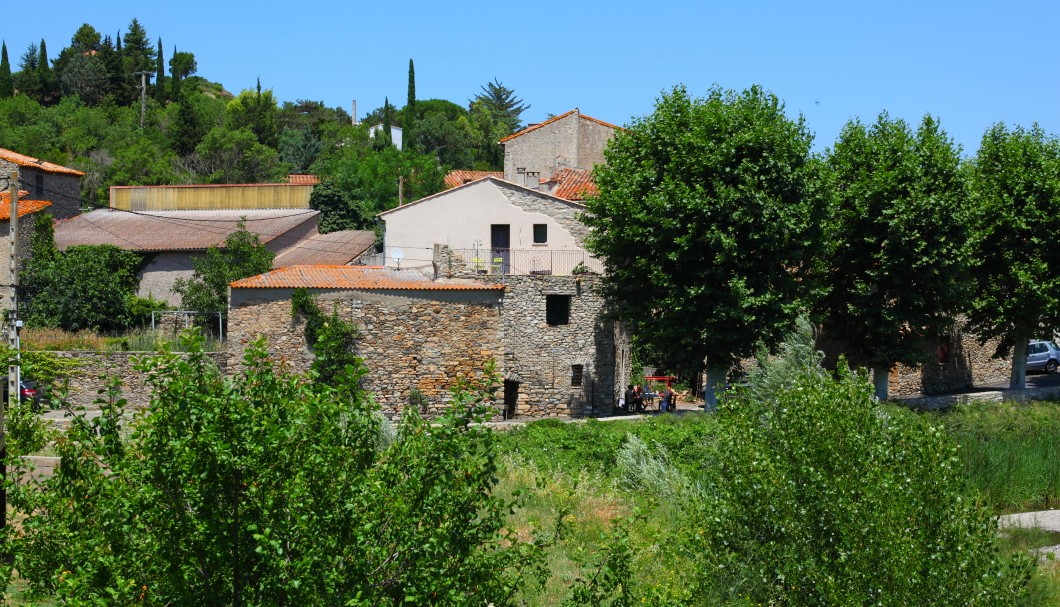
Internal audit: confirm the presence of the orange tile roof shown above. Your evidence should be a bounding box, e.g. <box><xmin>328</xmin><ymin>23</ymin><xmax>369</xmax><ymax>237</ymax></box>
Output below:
<box><xmin>0</xmin><ymin>148</ymin><xmax>85</xmax><ymax>176</ymax></box>
<box><xmin>230</xmin><ymin>265</ymin><xmax>505</xmax><ymax>291</ymax></box>
<box><xmin>499</xmin><ymin>109</ymin><xmax>621</xmax><ymax>143</ymax></box>
<box><xmin>544</xmin><ymin>168</ymin><xmax>598</xmax><ymax>201</ymax></box>
<box><xmin>287</xmin><ymin>174</ymin><xmax>321</xmax><ymax>185</ymax></box>
<box><xmin>444</xmin><ymin>170</ymin><xmax>503</xmax><ymax>190</ymax></box>
<box><xmin>0</xmin><ymin>191</ymin><xmax>52</xmax><ymax>220</ymax></box>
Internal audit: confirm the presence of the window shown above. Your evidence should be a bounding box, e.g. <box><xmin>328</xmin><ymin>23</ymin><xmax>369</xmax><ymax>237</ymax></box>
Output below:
<box><xmin>571</xmin><ymin>364</ymin><xmax>584</xmax><ymax>387</ymax></box>
<box><xmin>533</xmin><ymin>224</ymin><xmax>547</xmax><ymax>244</ymax></box>
<box><xmin>546</xmin><ymin>295</ymin><xmax>570</xmax><ymax>325</ymax></box>
<box><xmin>34</xmin><ymin>174</ymin><xmax>44</xmax><ymax>195</ymax></box>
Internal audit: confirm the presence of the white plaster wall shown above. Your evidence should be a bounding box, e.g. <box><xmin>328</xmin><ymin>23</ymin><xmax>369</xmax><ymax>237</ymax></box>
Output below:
<box><xmin>381</xmin><ymin>181</ymin><xmax>582</xmax><ymax>268</ymax></box>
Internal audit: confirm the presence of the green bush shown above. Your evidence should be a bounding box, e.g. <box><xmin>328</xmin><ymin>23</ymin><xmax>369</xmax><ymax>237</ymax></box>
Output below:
<box><xmin>13</xmin><ymin>331</ymin><xmax>540</xmax><ymax>605</ymax></box>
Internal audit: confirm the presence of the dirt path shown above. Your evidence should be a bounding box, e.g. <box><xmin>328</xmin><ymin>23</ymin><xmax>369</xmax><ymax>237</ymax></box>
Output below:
<box><xmin>998</xmin><ymin>509</ymin><xmax>1060</xmax><ymax>559</ymax></box>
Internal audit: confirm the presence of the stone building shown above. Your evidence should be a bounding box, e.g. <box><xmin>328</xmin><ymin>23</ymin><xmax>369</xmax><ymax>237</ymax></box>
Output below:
<box><xmin>1</xmin><ymin>192</ymin><xmax>52</xmax><ymax>314</ymax></box>
<box><xmin>500</xmin><ymin>109</ymin><xmax>619</xmax><ymax>190</ymax></box>
<box><xmin>0</xmin><ymin>148</ymin><xmax>84</xmax><ymax>220</ymax></box>
<box><xmin>227</xmin><ymin>264</ymin><xmax>623</xmax><ymax>419</ymax></box>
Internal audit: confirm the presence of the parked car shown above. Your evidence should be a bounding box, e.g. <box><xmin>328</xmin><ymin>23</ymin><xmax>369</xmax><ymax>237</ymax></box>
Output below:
<box><xmin>1026</xmin><ymin>340</ymin><xmax>1060</xmax><ymax>374</ymax></box>
<box><xmin>1</xmin><ymin>379</ymin><xmax>47</xmax><ymax>411</ymax></box>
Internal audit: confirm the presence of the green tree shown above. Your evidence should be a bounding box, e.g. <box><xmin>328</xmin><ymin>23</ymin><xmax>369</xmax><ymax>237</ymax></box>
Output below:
<box><xmin>36</xmin><ymin>38</ymin><xmax>56</xmax><ymax>105</ymax></box>
<box><xmin>59</xmin><ymin>52</ymin><xmax>108</xmax><ymax>104</ymax></box>
<box><xmin>688</xmin><ymin>322</ymin><xmax>1033</xmax><ymax>606</ymax></box>
<box><xmin>309</xmin><ymin>181</ymin><xmax>373</xmax><ymax>232</ymax></box>
<box><xmin>168</xmin><ymin>90</ymin><xmax>205</xmax><ymax>156</ymax></box>
<box><xmin>13</xmin><ymin>42</ymin><xmax>41</xmax><ymax>101</ymax></box>
<box><xmin>374</xmin><ymin>96</ymin><xmax>394</xmax><ymax>150</ymax></box>
<box><xmin>0</xmin><ymin>42</ymin><xmax>12</xmax><ymax>98</ymax></box>
<box><xmin>172</xmin><ymin>221</ymin><xmax>275</xmax><ymax>315</ymax></box>
<box><xmin>404</xmin><ymin>58</ymin><xmax>416</xmax><ymax>151</ymax></box>
<box><xmin>965</xmin><ymin>123</ymin><xmax>1060</xmax><ymax>388</ymax></box>
<box><xmin>120</xmin><ymin>19</ymin><xmax>153</xmax><ymax>105</ymax></box>
<box><xmin>583</xmin><ymin>85</ymin><xmax>826</xmax><ymax>406</ymax></box>
<box><xmin>20</xmin><ymin>216</ymin><xmax>148</xmax><ymax>332</ymax></box>
<box><xmin>194</xmin><ymin>126</ymin><xmax>288</xmax><ymax>184</ymax></box>
<box><xmin>820</xmin><ymin>113</ymin><xmax>971</xmax><ymax>399</ymax></box>
<box><xmin>471</xmin><ymin>78</ymin><xmax>528</xmax><ymax>134</ymax></box>
<box><xmin>227</xmin><ymin>79</ymin><xmax>279</xmax><ymax>147</ymax></box>
<box><xmin>154</xmin><ymin>37</ymin><xmax>165</xmax><ymax>102</ymax></box>
<box><xmin>168</xmin><ymin>48</ymin><xmax>196</xmax><ymax>99</ymax></box>
<box><xmin>14</xmin><ymin>332</ymin><xmax>538</xmax><ymax>605</ymax></box>
<box><xmin>278</xmin><ymin>127</ymin><xmax>322</xmax><ymax>173</ymax></box>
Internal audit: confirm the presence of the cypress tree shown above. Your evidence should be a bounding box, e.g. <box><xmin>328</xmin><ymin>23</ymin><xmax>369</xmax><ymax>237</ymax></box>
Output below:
<box><xmin>404</xmin><ymin>58</ymin><xmax>416</xmax><ymax>152</ymax></box>
<box><xmin>169</xmin><ymin>44</ymin><xmax>180</xmax><ymax>99</ymax></box>
<box><xmin>0</xmin><ymin>42</ymin><xmax>12</xmax><ymax>98</ymax></box>
<box><xmin>376</xmin><ymin>97</ymin><xmax>394</xmax><ymax>149</ymax></box>
<box><xmin>155</xmin><ymin>37</ymin><xmax>165</xmax><ymax>102</ymax></box>
<box><xmin>37</xmin><ymin>38</ymin><xmax>55</xmax><ymax>103</ymax></box>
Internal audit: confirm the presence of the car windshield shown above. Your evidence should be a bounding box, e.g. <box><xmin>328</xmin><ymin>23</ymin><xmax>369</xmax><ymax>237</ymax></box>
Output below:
<box><xmin>1049</xmin><ymin>342</ymin><xmax>1060</xmax><ymax>351</ymax></box>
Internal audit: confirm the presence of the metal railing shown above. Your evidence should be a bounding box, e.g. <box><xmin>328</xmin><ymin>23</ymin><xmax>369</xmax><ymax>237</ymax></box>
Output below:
<box><xmin>447</xmin><ymin>248</ymin><xmax>605</xmax><ymax>276</ymax></box>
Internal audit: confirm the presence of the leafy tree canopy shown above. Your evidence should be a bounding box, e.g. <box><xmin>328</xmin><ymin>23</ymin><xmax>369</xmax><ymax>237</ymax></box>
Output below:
<box><xmin>173</xmin><ymin>221</ymin><xmax>275</xmax><ymax>315</ymax></box>
<box><xmin>583</xmin><ymin>84</ymin><xmax>826</xmax><ymax>401</ymax></box>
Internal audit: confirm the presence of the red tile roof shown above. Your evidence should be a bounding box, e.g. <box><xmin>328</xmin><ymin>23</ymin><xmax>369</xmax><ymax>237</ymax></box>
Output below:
<box><xmin>499</xmin><ymin>109</ymin><xmax>621</xmax><ymax>143</ymax></box>
<box><xmin>0</xmin><ymin>148</ymin><xmax>85</xmax><ymax>176</ymax></box>
<box><xmin>0</xmin><ymin>192</ymin><xmax>52</xmax><ymax>221</ymax></box>
<box><xmin>443</xmin><ymin>170</ymin><xmax>503</xmax><ymax>190</ymax></box>
<box><xmin>287</xmin><ymin>174</ymin><xmax>321</xmax><ymax>185</ymax></box>
<box><xmin>230</xmin><ymin>265</ymin><xmax>505</xmax><ymax>291</ymax></box>
<box><xmin>54</xmin><ymin>208</ymin><xmax>319</xmax><ymax>252</ymax></box>
<box><xmin>272</xmin><ymin>230</ymin><xmax>376</xmax><ymax>267</ymax></box>
<box><xmin>544</xmin><ymin>168</ymin><xmax>598</xmax><ymax>201</ymax></box>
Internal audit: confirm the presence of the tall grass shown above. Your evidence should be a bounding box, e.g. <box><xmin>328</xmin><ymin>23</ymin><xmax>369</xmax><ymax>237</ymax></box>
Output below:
<box><xmin>22</xmin><ymin>327</ymin><xmax>224</xmax><ymax>352</ymax></box>
<box><xmin>931</xmin><ymin>401</ymin><xmax>1060</xmax><ymax>512</ymax></box>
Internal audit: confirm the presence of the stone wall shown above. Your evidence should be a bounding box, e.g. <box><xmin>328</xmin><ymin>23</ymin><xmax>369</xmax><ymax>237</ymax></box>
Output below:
<box><xmin>888</xmin><ymin>330</ymin><xmax>1011</xmax><ymax>397</ymax></box>
<box><xmin>498</xmin><ymin>184</ymin><xmax>591</xmax><ymax>248</ymax></box>
<box><xmin>1</xmin><ymin>213</ymin><xmax>44</xmax><ymax>313</ymax></box>
<box><xmin>48</xmin><ymin>350</ymin><xmax>230</xmax><ymax>410</ymax></box>
<box><xmin>502</xmin><ymin>111</ymin><xmax>616</xmax><ymax>183</ymax></box>
<box><xmin>0</xmin><ymin>163</ymin><xmax>82</xmax><ymax>220</ymax></box>
<box><xmin>228</xmin><ymin>288</ymin><xmax>506</xmax><ymax>418</ymax></box>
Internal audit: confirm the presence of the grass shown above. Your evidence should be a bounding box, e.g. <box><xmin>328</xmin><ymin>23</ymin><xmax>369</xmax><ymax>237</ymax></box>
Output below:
<box><xmin>22</xmin><ymin>327</ymin><xmax>224</xmax><ymax>353</ymax></box>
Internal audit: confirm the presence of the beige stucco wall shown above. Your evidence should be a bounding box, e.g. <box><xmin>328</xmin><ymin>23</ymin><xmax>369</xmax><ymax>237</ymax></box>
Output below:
<box><xmin>137</xmin><ymin>252</ymin><xmax>199</xmax><ymax>306</ymax></box>
<box><xmin>381</xmin><ymin>180</ymin><xmax>584</xmax><ymax>270</ymax></box>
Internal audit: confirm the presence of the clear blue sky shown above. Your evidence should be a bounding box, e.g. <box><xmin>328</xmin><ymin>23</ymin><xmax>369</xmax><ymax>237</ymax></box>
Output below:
<box><xmin>5</xmin><ymin>1</ymin><xmax>1058</xmax><ymax>155</ymax></box>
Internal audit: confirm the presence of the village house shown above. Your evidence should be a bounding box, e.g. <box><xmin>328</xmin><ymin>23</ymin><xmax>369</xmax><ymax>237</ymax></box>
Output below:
<box><xmin>1</xmin><ymin>191</ymin><xmax>53</xmax><ymax>315</ymax></box>
<box><xmin>0</xmin><ymin>148</ymin><xmax>84</xmax><ymax>220</ymax></box>
<box><xmin>500</xmin><ymin>109</ymin><xmax>618</xmax><ymax>193</ymax></box>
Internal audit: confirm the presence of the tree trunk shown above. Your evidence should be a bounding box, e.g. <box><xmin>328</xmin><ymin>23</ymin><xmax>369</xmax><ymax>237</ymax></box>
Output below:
<box><xmin>1010</xmin><ymin>336</ymin><xmax>1029</xmax><ymax>390</ymax></box>
<box><xmin>872</xmin><ymin>364</ymin><xmax>891</xmax><ymax>401</ymax></box>
<box><xmin>703</xmin><ymin>366</ymin><xmax>727</xmax><ymax>410</ymax></box>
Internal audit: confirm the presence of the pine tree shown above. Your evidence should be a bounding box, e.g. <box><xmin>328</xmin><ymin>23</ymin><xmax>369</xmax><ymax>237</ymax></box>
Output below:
<box><xmin>0</xmin><ymin>42</ymin><xmax>12</xmax><ymax>98</ymax></box>
<box><xmin>155</xmin><ymin>37</ymin><xmax>165</xmax><ymax>102</ymax></box>
<box><xmin>121</xmin><ymin>19</ymin><xmax>152</xmax><ymax>104</ymax></box>
<box><xmin>404</xmin><ymin>58</ymin><xmax>416</xmax><ymax>151</ymax></box>
<box><xmin>98</xmin><ymin>35</ymin><xmax>121</xmax><ymax>100</ymax></box>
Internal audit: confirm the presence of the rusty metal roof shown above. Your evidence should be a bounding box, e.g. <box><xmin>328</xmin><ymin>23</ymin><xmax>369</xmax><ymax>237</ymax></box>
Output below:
<box><xmin>273</xmin><ymin>230</ymin><xmax>376</xmax><ymax>267</ymax></box>
<box><xmin>54</xmin><ymin>208</ymin><xmax>319</xmax><ymax>252</ymax></box>
<box><xmin>230</xmin><ymin>265</ymin><xmax>505</xmax><ymax>291</ymax></box>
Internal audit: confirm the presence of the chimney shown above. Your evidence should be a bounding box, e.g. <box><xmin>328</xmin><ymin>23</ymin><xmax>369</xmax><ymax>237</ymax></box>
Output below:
<box><xmin>351</xmin><ymin>100</ymin><xmax>358</xmax><ymax>125</ymax></box>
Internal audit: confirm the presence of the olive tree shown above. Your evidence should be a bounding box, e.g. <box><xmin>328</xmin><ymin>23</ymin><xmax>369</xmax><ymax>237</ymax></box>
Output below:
<box><xmin>583</xmin><ymin>85</ymin><xmax>826</xmax><ymax>406</ymax></box>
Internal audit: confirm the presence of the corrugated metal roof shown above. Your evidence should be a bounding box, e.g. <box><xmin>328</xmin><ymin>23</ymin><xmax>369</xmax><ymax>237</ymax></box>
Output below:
<box><xmin>54</xmin><ymin>208</ymin><xmax>319</xmax><ymax>252</ymax></box>
<box><xmin>0</xmin><ymin>148</ymin><xmax>85</xmax><ymax>176</ymax></box>
<box><xmin>443</xmin><ymin>170</ymin><xmax>503</xmax><ymax>189</ymax></box>
<box><xmin>0</xmin><ymin>192</ymin><xmax>52</xmax><ymax>220</ymax></box>
<box><xmin>231</xmin><ymin>265</ymin><xmax>505</xmax><ymax>291</ymax></box>
<box><xmin>273</xmin><ymin>230</ymin><xmax>376</xmax><ymax>267</ymax></box>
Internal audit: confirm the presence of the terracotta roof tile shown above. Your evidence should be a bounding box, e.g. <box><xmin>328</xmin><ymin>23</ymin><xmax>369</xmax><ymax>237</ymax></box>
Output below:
<box><xmin>0</xmin><ymin>148</ymin><xmax>85</xmax><ymax>176</ymax></box>
<box><xmin>287</xmin><ymin>174</ymin><xmax>321</xmax><ymax>185</ymax></box>
<box><xmin>499</xmin><ymin>109</ymin><xmax>621</xmax><ymax>143</ymax></box>
<box><xmin>0</xmin><ymin>191</ymin><xmax>52</xmax><ymax>220</ymax></box>
<box><xmin>54</xmin><ymin>208</ymin><xmax>319</xmax><ymax>252</ymax></box>
<box><xmin>231</xmin><ymin>265</ymin><xmax>504</xmax><ymax>291</ymax></box>
<box><xmin>443</xmin><ymin>170</ymin><xmax>503</xmax><ymax>189</ymax></box>
<box><xmin>544</xmin><ymin>168</ymin><xmax>598</xmax><ymax>201</ymax></box>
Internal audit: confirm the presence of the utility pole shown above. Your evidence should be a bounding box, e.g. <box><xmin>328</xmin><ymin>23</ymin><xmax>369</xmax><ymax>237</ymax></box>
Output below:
<box><xmin>134</xmin><ymin>71</ymin><xmax>151</xmax><ymax>128</ymax></box>
<box><xmin>2</xmin><ymin>171</ymin><xmax>19</xmax><ymax>538</ymax></box>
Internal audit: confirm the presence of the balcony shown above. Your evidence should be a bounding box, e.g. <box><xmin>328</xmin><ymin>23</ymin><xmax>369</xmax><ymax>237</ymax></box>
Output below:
<box><xmin>444</xmin><ymin>247</ymin><xmax>604</xmax><ymax>276</ymax></box>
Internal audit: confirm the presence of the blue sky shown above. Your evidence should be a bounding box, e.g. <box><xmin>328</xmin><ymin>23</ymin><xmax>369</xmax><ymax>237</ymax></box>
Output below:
<box><xmin>4</xmin><ymin>1</ymin><xmax>1058</xmax><ymax>155</ymax></box>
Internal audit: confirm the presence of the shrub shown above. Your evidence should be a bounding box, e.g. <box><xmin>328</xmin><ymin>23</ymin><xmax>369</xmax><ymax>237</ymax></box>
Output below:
<box><xmin>13</xmin><ymin>330</ymin><xmax>540</xmax><ymax>605</ymax></box>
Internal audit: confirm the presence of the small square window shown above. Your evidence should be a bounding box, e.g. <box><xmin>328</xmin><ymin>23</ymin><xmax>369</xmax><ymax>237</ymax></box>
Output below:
<box><xmin>533</xmin><ymin>224</ymin><xmax>547</xmax><ymax>244</ymax></box>
<box><xmin>571</xmin><ymin>364</ymin><xmax>583</xmax><ymax>387</ymax></box>
<box><xmin>546</xmin><ymin>295</ymin><xmax>570</xmax><ymax>326</ymax></box>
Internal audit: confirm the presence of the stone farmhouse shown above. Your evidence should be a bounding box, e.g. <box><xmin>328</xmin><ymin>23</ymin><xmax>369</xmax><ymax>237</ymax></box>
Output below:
<box><xmin>0</xmin><ymin>148</ymin><xmax>84</xmax><ymax>220</ymax></box>
<box><xmin>1</xmin><ymin>191</ymin><xmax>53</xmax><ymax>315</ymax></box>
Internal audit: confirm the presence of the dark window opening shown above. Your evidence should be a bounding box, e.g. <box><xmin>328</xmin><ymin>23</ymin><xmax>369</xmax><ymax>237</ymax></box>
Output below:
<box><xmin>571</xmin><ymin>365</ymin><xmax>583</xmax><ymax>387</ymax></box>
<box><xmin>937</xmin><ymin>335</ymin><xmax>952</xmax><ymax>364</ymax></box>
<box><xmin>546</xmin><ymin>295</ymin><xmax>570</xmax><ymax>326</ymax></box>
<box><xmin>533</xmin><ymin>224</ymin><xmax>547</xmax><ymax>244</ymax></box>
<box><xmin>34</xmin><ymin>174</ymin><xmax>44</xmax><ymax>195</ymax></box>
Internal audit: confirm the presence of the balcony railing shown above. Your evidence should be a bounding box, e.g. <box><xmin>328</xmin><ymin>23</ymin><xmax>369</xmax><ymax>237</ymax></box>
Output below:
<box><xmin>446</xmin><ymin>248</ymin><xmax>604</xmax><ymax>276</ymax></box>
